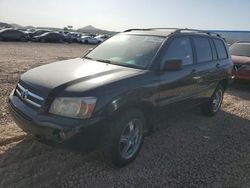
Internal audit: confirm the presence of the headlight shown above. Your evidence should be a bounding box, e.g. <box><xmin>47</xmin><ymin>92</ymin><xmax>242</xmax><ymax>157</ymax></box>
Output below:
<box><xmin>49</xmin><ymin>97</ymin><xmax>97</xmax><ymax>119</ymax></box>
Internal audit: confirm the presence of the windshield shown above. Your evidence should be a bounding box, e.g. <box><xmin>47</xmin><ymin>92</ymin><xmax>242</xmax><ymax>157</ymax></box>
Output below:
<box><xmin>85</xmin><ymin>34</ymin><xmax>164</xmax><ymax>69</ymax></box>
<box><xmin>230</xmin><ymin>43</ymin><xmax>250</xmax><ymax>57</ymax></box>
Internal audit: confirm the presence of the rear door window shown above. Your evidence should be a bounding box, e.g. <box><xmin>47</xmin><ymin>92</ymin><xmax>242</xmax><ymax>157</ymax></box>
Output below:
<box><xmin>209</xmin><ymin>39</ymin><xmax>217</xmax><ymax>60</ymax></box>
<box><xmin>193</xmin><ymin>37</ymin><xmax>213</xmax><ymax>63</ymax></box>
<box><xmin>164</xmin><ymin>37</ymin><xmax>193</xmax><ymax>66</ymax></box>
<box><xmin>214</xmin><ymin>39</ymin><xmax>228</xmax><ymax>59</ymax></box>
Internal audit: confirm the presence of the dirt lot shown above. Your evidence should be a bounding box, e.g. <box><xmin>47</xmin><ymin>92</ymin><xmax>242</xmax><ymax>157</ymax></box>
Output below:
<box><xmin>0</xmin><ymin>42</ymin><xmax>250</xmax><ymax>188</ymax></box>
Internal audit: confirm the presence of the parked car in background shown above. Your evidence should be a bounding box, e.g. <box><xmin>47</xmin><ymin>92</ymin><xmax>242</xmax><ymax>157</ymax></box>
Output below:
<box><xmin>230</xmin><ymin>41</ymin><xmax>250</xmax><ymax>81</ymax></box>
<box><xmin>80</xmin><ymin>36</ymin><xmax>100</xmax><ymax>44</ymax></box>
<box><xmin>31</xmin><ymin>32</ymin><xmax>65</xmax><ymax>43</ymax></box>
<box><xmin>59</xmin><ymin>30</ymin><xmax>70</xmax><ymax>36</ymax></box>
<box><xmin>29</xmin><ymin>29</ymin><xmax>52</xmax><ymax>38</ymax></box>
<box><xmin>65</xmin><ymin>32</ymin><xmax>82</xmax><ymax>43</ymax></box>
<box><xmin>95</xmin><ymin>34</ymin><xmax>109</xmax><ymax>43</ymax></box>
<box><xmin>9</xmin><ymin>28</ymin><xmax>233</xmax><ymax>167</ymax></box>
<box><xmin>0</xmin><ymin>28</ymin><xmax>29</xmax><ymax>41</ymax></box>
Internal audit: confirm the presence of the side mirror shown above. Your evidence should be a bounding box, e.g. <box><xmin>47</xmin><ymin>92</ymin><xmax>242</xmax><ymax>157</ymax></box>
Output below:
<box><xmin>162</xmin><ymin>59</ymin><xmax>183</xmax><ymax>71</ymax></box>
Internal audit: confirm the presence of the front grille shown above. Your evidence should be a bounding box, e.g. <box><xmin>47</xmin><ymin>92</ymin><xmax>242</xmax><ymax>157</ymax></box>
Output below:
<box><xmin>234</xmin><ymin>64</ymin><xmax>242</xmax><ymax>71</ymax></box>
<box><xmin>234</xmin><ymin>64</ymin><xmax>250</xmax><ymax>71</ymax></box>
<box><xmin>15</xmin><ymin>83</ymin><xmax>44</xmax><ymax>108</ymax></box>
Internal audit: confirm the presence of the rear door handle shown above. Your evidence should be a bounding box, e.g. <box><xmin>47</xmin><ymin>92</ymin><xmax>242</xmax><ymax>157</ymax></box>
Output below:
<box><xmin>216</xmin><ymin>63</ymin><xmax>220</xmax><ymax>68</ymax></box>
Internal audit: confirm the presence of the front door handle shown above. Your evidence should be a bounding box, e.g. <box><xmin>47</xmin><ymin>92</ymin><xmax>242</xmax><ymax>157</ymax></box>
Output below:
<box><xmin>193</xmin><ymin>76</ymin><xmax>201</xmax><ymax>80</ymax></box>
<box><xmin>216</xmin><ymin>63</ymin><xmax>220</xmax><ymax>68</ymax></box>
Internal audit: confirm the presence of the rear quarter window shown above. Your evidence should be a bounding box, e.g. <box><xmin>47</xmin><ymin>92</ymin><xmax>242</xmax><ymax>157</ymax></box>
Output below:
<box><xmin>193</xmin><ymin>37</ymin><xmax>213</xmax><ymax>63</ymax></box>
<box><xmin>214</xmin><ymin>39</ymin><xmax>228</xmax><ymax>59</ymax></box>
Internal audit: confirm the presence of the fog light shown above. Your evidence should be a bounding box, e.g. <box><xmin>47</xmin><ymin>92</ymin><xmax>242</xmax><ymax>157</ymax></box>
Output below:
<box><xmin>59</xmin><ymin>130</ymin><xmax>66</xmax><ymax>139</ymax></box>
<box><xmin>58</xmin><ymin>129</ymin><xmax>75</xmax><ymax>140</ymax></box>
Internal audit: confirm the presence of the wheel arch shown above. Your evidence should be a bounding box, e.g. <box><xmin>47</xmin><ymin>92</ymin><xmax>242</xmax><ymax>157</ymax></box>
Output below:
<box><xmin>106</xmin><ymin>100</ymin><xmax>155</xmax><ymax>135</ymax></box>
<box><xmin>218</xmin><ymin>79</ymin><xmax>228</xmax><ymax>91</ymax></box>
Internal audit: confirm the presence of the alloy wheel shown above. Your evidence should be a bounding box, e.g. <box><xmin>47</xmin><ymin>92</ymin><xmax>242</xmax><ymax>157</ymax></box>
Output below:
<box><xmin>119</xmin><ymin>119</ymin><xmax>143</xmax><ymax>160</ymax></box>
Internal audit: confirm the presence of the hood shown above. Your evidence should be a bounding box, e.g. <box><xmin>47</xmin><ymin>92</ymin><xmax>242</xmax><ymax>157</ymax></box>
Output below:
<box><xmin>231</xmin><ymin>55</ymin><xmax>250</xmax><ymax>65</ymax></box>
<box><xmin>21</xmin><ymin>58</ymin><xmax>144</xmax><ymax>96</ymax></box>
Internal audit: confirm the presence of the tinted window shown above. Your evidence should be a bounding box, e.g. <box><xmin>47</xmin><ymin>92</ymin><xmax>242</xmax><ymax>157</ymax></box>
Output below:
<box><xmin>10</xmin><ymin>30</ymin><xmax>20</xmax><ymax>35</ymax></box>
<box><xmin>209</xmin><ymin>39</ymin><xmax>217</xmax><ymax>60</ymax></box>
<box><xmin>164</xmin><ymin>37</ymin><xmax>193</xmax><ymax>66</ymax></box>
<box><xmin>214</xmin><ymin>39</ymin><xmax>228</xmax><ymax>59</ymax></box>
<box><xmin>2</xmin><ymin>30</ymin><xmax>20</xmax><ymax>37</ymax></box>
<box><xmin>50</xmin><ymin>33</ymin><xmax>58</xmax><ymax>37</ymax></box>
<box><xmin>86</xmin><ymin>34</ymin><xmax>164</xmax><ymax>69</ymax></box>
<box><xmin>193</xmin><ymin>37</ymin><xmax>213</xmax><ymax>63</ymax></box>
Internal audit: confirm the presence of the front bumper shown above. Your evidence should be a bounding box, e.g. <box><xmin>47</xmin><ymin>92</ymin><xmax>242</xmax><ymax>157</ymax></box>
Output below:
<box><xmin>233</xmin><ymin>71</ymin><xmax>250</xmax><ymax>81</ymax></box>
<box><xmin>233</xmin><ymin>66</ymin><xmax>250</xmax><ymax>81</ymax></box>
<box><xmin>8</xmin><ymin>92</ymin><xmax>105</xmax><ymax>151</ymax></box>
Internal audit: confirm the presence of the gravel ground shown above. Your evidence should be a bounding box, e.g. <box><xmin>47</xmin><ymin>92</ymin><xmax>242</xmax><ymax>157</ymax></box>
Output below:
<box><xmin>0</xmin><ymin>42</ymin><xmax>250</xmax><ymax>188</ymax></box>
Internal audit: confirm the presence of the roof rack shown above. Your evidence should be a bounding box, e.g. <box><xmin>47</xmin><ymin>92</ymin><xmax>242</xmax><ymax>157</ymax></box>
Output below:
<box><xmin>123</xmin><ymin>28</ymin><xmax>178</xmax><ymax>32</ymax></box>
<box><xmin>145</xmin><ymin>28</ymin><xmax>180</xmax><ymax>30</ymax></box>
<box><xmin>123</xmin><ymin>28</ymin><xmax>152</xmax><ymax>32</ymax></box>
<box><xmin>174</xmin><ymin>28</ymin><xmax>223</xmax><ymax>38</ymax></box>
<box><xmin>123</xmin><ymin>28</ymin><xmax>223</xmax><ymax>38</ymax></box>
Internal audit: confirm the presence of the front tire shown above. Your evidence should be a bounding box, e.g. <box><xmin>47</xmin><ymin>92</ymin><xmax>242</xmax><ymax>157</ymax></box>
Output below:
<box><xmin>102</xmin><ymin>108</ymin><xmax>145</xmax><ymax>167</ymax></box>
<box><xmin>200</xmin><ymin>84</ymin><xmax>224</xmax><ymax>116</ymax></box>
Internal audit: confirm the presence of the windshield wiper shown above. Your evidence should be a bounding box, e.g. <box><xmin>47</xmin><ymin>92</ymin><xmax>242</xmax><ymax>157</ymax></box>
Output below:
<box><xmin>84</xmin><ymin>57</ymin><xmax>146</xmax><ymax>69</ymax></box>
<box><xmin>95</xmin><ymin>59</ymin><xmax>112</xmax><ymax>64</ymax></box>
<box><xmin>85</xmin><ymin>56</ymin><xmax>112</xmax><ymax>64</ymax></box>
<box><xmin>84</xmin><ymin>56</ymin><xmax>94</xmax><ymax>60</ymax></box>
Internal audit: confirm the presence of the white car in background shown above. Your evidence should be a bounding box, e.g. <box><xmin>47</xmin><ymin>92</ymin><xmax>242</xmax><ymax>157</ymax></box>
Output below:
<box><xmin>95</xmin><ymin>34</ymin><xmax>109</xmax><ymax>43</ymax></box>
<box><xmin>80</xmin><ymin>36</ymin><xmax>100</xmax><ymax>44</ymax></box>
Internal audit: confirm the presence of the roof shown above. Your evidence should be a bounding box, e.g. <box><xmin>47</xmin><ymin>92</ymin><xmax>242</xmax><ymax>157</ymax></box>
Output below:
<box><xmin>123</xmin><ymin>28</ymin><xmax>223</xmax><ymax>38</ymax></box>
<box><xmin>123</xmin><ymin>28</ymin><xmax>177</xmax><ymax>37</ymax></box>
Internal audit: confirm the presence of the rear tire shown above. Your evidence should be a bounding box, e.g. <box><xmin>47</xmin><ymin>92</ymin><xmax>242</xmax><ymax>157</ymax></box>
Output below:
<box><xmin>101</xmin><ymin>108</ymin><xmax>145</xmax><ymax>167</ymax></box>
<box><xmin>200</xmin><ymin>84</ymin><xmax>224</xmax><ymax>116</ymax></box>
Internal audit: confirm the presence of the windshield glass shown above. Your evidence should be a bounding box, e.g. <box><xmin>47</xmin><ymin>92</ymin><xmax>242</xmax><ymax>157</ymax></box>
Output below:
<box><xmin>230</xmin><ymin>43</ymin><xmax>250</xmax><ymax>57</ymax></box>
<box><xmin>85</xmin><ymin>34</ymin><xmax>164</xmax><ymax>69</ymax></box>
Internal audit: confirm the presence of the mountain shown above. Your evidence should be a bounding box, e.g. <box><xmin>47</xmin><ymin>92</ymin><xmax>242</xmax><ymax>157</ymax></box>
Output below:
<box><xmin>11</xmin><ymin>23</ymin><xmax>23</xmax><ymax>28</ymax></box>
<box><xmin>77</xmin><ymin>25</ymin><xmax>118</xmax><ymax>35</ymax></box>
<box><xmin>11</xmin><ymin>23</ymin><xmax>36</xmax><ymax>29</ymax></box>
<box><xmin>80</xmin><ymin>25</ymin><xmax>98</xmax><ymax>31</ymax></box>
<box><xmin>0</xmin><ymin>22</ymin><xmax>13</xmax><ymax>28</ymax></box>
<box><xmin>0</xmin><ymin>22</ymin><xmax>118</xmax><ymax>35</ymax></box>
<box><xmin>0</xmin><ymin>22</ymin><xmax>36</xmax><ymax>29</ymax></box>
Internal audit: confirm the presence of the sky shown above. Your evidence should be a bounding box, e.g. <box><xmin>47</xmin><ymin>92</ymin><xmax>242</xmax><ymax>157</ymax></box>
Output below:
<box><xmin>0</xmin><ymin>0</ymin><xmax>250</xmax><ymax>31</ymax></box>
